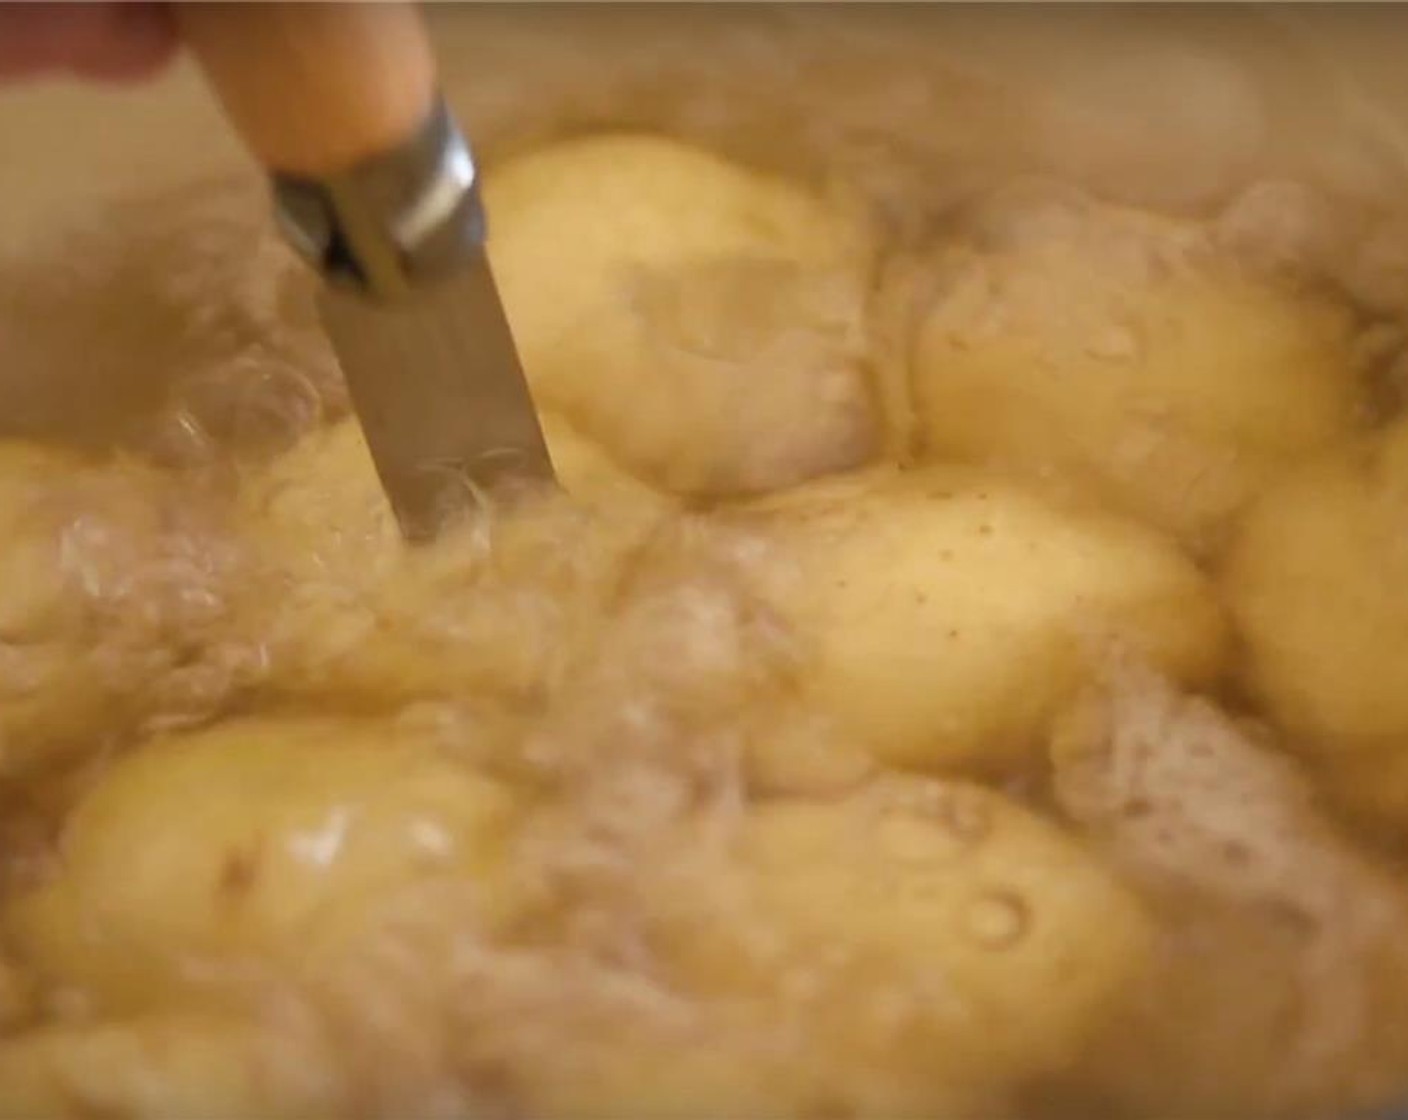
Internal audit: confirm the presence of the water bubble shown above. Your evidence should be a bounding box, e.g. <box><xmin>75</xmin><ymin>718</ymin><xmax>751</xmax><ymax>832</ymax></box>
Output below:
<box><xmin>963</xmin><ymin>889</ymin><xmax>1029</xmax><ymax>950</ymax></box>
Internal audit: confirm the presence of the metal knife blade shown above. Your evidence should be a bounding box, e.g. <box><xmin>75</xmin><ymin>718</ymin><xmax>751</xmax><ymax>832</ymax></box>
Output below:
<box><xmin>183</xmin><ymin>6</ymin><xmax>553</xmax><ymax>543</ymax></box>
<box><xmin>319</xmin><ymin>245</ymin><xmax>554</xmax><ymax>541</ymax></box>
<box><xmin>266</xmin><ymin>92</ymin><xmax>555</xmax><ymax>543</ymax></box>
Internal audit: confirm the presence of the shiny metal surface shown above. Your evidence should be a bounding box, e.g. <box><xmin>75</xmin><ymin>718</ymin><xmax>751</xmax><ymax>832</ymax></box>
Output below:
<box><xmin>319</xmin><ymin>241</ymin><xmax>553</xmax><ymax>540</ymax></box>
<box><xmin>272</xmin><ymin>96</ymin><xmax>483</xmax><ymax>298</ymax></box>
<box><xmin>272</xmin><ymin>94</ymin><xmax>555</xmax><ymax>538</ymax></box>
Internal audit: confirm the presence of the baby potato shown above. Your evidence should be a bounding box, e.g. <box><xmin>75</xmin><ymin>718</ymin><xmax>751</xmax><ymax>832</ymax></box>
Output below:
<box><xmin>911</xmin><ymin>186</ymin><xmax>1362</xmax><ymax>546</ymax></box>
<box><xmin>740</xmin><ymin>465</ymin><xmax>1225</xmax><ymax>773</ymax></box>
<box><xmin>0</xmin><ymin>441</ymin><xmax>246</xmax><ymax>780</ymax></box>
<box><xmin>6</xmin><ymin>717</ymin><xmax>520</xmax><ymax>1013</ymax></box>
<box><xmin>518</xmin><ymin>1028</ymin><xmax>811</xmax><ymax>1120</ymax></box>
<box><xmin>0</xmin><ymin>1014</ymin><xmax>346</xmax><ymax>1120</ymax></box>
<box><xmin>511</xmin><ymin>1007</ymin><xmax>1006</xmax><ymax>1120</ymax></box>
<box><xmin>0</xmin><ymin>442</ymin><xmax>122</xmax><ymax>775</ymax></box>
<box><xmin>485</xmin><ymin>133</ymin><xmax>878</xmax><ymax>498</ymax></box>
<box><xmin>1225</xmin><ymin>418</ymin><xmax>1408</xmax><ymax>829</ymax></box>
<box><xmin>245</xmin><ymin>412</ymin><xmax>668</xmax><ymax>565</ymax></box>
<box><xmin>1051</xmin><ymin>667</ymin><xmax>1408</xmax><ymax>1120</ymax></box>
<box><xmin>646</xmin><ymin>776</ymin><xmax>1153</xmax><ymax>1106</ymax></box>
<box><xmin>232</xmin><ymin>416</ymin><xmax>668</xmax><ymax>713</ymax></box>
<box><xmin>540</xmin><ymin>411</ymin><xmax>676</xmax><ymax>515</ymax></box>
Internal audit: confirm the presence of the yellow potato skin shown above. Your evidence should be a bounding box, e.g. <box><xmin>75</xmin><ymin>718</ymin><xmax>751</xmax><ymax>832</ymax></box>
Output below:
<box><xmin>1225</xmin><ymin>418</ymin><xmax>1408</xmax><ymax>828</ymax></box>
<box><xmin>641</xmin><ymin>776</ymin><xmax>1154</xmax><ymax>1110</ymax></box>
<box><xmin>244</xmin><ymin>412</ymin><xmax>667</xmax><ymax>571</ymax></box>
<box><xmin>911</xmin><ymin>195</ymin><xmax>1361</xmax><ymax>545</ymax></box>
<box><xmin>742</xmin><ymin>466</ymin><xmax>1226</xmax><ymax>772</ymax></box>
<box><xmin>0</xmin><ymin>1014</ymin><xmax>347</xmax><ymax>1120</ymax></box>
<box><xmin>540</xmin><ymin>411</ymin><xmax>676</xmax><ymax>515</ymax></box>
<box><xmin>1051</xmin><ymin>668</ymin><xmax>1408</xmax><ymax>1120</ymax></box>
<box><xmin>514</xmin><ymin>1029</ymin><xmax>801</xmax><ymax>1120</ymax></box>
<box><xmin>5</xmin><ymin>717</ymin><xmax>520</xmax><ymax>1014</ymax></box>
<box><xmin>0</xmin><ymin>441</ymin><xmax>244</xmax><ymax>780</ymax></box>
<box><xmin>516</xmin><ymin>1012</ymin><xmax>1005</xmax><ymax>1120</ymax></box>
<box><xmin>0</xmin><ymin>442</ymin><xmax>128</xmax><ymax>777</ymax></box>
<box><xmin>233</xmin><ymin>416</ymin><xmax>667</xmax><ymax>714</ymax></box>
<box><xmin>485</xmin><ymin>133</ymin><xmax>877</xmax><ymax>498</ymax></box>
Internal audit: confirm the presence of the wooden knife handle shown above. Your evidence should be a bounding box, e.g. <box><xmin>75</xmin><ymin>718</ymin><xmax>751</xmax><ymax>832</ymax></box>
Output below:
<box><xmin>177</xmin><ymin>2</ymin><xmax>438</xmax><ymax>179</ymax></box>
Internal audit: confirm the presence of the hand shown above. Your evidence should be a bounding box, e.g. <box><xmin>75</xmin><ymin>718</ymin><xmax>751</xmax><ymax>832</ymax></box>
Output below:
<box><xmin>0</xmin><ymin>2</ymin><xmax>176</xmax><ymax>83</ymax></box>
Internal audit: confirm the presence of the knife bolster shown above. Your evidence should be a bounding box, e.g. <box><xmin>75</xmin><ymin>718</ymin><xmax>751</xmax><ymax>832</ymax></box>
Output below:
<box><xmin>271</xmin><ymin>95</ymin><xmax>486</xmax><ymax>302</ymax></box>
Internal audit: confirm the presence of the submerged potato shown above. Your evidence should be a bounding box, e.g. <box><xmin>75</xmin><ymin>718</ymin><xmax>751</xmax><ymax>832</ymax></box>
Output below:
<box><xmin>515</xmin><ymin>1008</ymin><xmax>1007</xmax><ymax>1120</ymax></box>
<box><xmin>514</xmin><ymin>1021</ymin><xmax>845</xmax><ymax>1120</ymax></box>
<box><xmin>0</xmin><ymin>442</ymin><xmax>128</xmax><ymax>776</ymax></box>
<box><xmin>1225</xmin><ymin>418</ymin><xmax>1408</xmax><ymax>828</ymax></box>
<box><xmin>247</xmin><ymin>412</ymin><xmax>668</xmax><ymax>550</ymax></box>
<box><xmin>233</xmin><ymin>417</ymin><xmax>666</xmax><ymax>712</ymax></box>
<box><xmin>6</xmin><ymin>717</ymin><xmax>520</xmax><ymax>1013</ymax></box>
<box><xmin>0</xmin><ymin>442</ymin><xmax>247</xmax><ymax>779</ymax></box>
<box><xmin>741</xmin><ymin>466</ymin><xmax>1225</xmax><ymax>772</ymax></box>
<box><xmin>485</xmin><ymin>133</ymin><xmax>877</xmax><ymax>498</ymax></box>
<box><xmin>1052</xmin><ymin>668</ymin><xmax>1408</xmax><ymax>1119</ymax></box>
<box><xmin>645</xmin><ymin>776</ymin><xmax>1153</xmax><ymax>1108</ymax></box>
<box><xmin>911</xmin><ymin>186</ymin><xmax>1361</xmax><ymax>545</ymax></box>
<box><xmin>540</xmin><ymin>411</ymin><xmax>676</xmax><ymax>514</ymax></box>
<box><xmin>0</xmin><ymin>1014</ymin><xmax>346</xmax><ymax>1120</ymax></box>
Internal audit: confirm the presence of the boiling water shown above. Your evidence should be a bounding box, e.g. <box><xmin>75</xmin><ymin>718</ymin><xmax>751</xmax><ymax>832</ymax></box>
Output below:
<box><xmin>0</xmin><ymin>8</ymin><xmax>1407</xmax><ymax>1119</ymax></box>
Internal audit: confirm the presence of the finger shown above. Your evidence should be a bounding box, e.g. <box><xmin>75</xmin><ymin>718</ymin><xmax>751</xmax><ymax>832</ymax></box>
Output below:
<box><xmin>69</xmin><ymin>3</ymin><xmax>177</xmax><ymax>81</ymax></box>
<box><xmin>0</xmin><ymin>3</ymin><xmax>176</xmax><ymax>83</ymax></box>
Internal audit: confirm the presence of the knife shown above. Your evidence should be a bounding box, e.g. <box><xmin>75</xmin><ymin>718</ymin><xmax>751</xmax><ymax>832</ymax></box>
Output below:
<box><xmin>178</xmin><ymin>2</ymin><xmax>555</xmax><ymax>541</ymax></box>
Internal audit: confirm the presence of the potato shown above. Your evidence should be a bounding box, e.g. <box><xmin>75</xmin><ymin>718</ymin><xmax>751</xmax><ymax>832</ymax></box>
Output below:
<box><xmin>512</xmin><ymin>1008</ymin><xmax>1007</xmax><ymax>1120</ymax></box>
<box><xmin>234</xmin><ymin>417</ymin><xmax>666</xmax><ymax>712</ymax></box>
<box><xmin>515</xmin><ymin>1020</ymin><xmax>826</xmax><ymax>1120</ymax></box>
<box><xmin>642</xmin><ymin>776</ymin><xmax>1153</xmax><ymax>1109</ymax></box>
<box><xmin>1052</xmin><ymin>668</ymin><xmax>1408</xmax><ymax>1119</ymax></box>
<box><xmin>1224</xmin><ymin>417</ymin><xmax>1408</xmax><ymax>828</ymax></box>
<box><xmin>0</xmin><ymin>443</ymin><xmax>125</xmax><ymax>774</ymax></box>
<box><xmin>739</xmin><ymin>465</ymin><xmax>1225</xmax><ymax>772</ymax></box>
<box><xmin>485</xmin><ymin>133</ymin><xmax>878</xmax><ymax>498</ymax></box>
<box><xmin>0</xmin><ymin>1014</ymin><xmax>346</xmax><ymax>1120</ymax></box>
<box><xmin>910</xmin><ymin>185</ymin><xmax>1362</xmax><ymax>545</ymax></box>
<box><xmin>6</xmin><ymin>717</ymin><xmax>520</xmax><ymax>1013</ymax></box>
<box><xmin>245</xmin><ymin>412</ymin><xmax>668</xmax><ymax>562</ymax></box>
<box><xmin>0</xmin><ymin>442</ymin><xmax>248</xmax><ymax>779</ymax></box>
<box><xmin>540</xmin><ymin>411</ymin><xmax>675</xmax><ymax>514</ymax></box>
